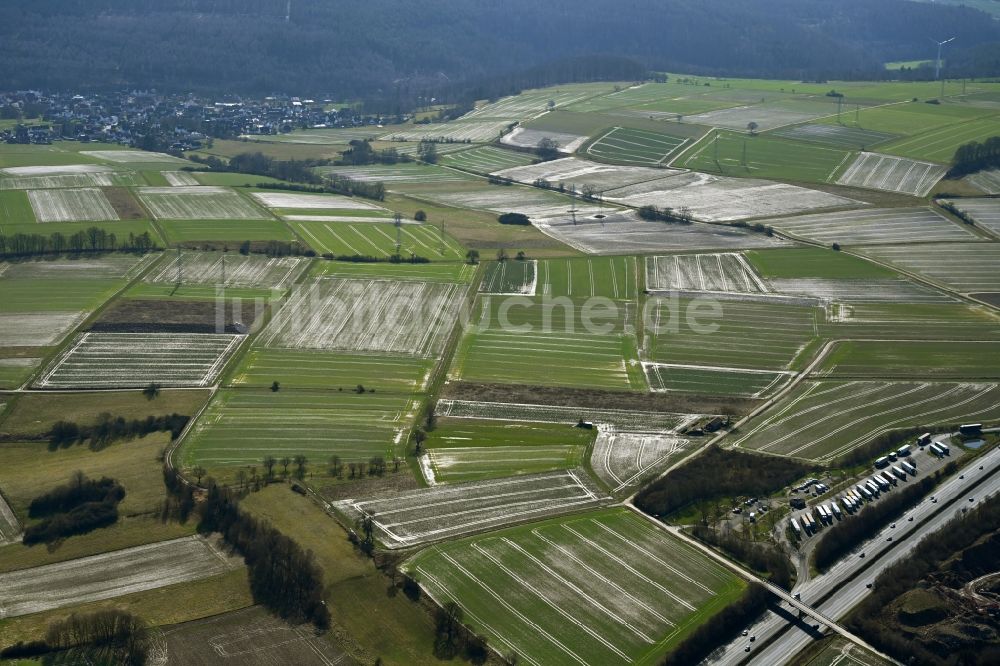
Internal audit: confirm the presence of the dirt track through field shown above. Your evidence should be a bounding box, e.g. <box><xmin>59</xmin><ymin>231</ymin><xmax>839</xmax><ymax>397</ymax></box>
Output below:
<box><xmin>0</xmin><ymin>535</ymin><xmax>241</xmax><ymax>618</ymax></box>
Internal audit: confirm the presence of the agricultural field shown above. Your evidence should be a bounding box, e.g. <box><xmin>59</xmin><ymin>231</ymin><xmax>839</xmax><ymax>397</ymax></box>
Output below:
<box><xmin>451</xmin><ymin>295</ymin><xmax>642</xmax><ymax>391</ymax></box>
<box><xmin>495</xmin><ymin>157</ymin><xmax>683</xmax><ymax>192</ymax></box>
<box><xmin>436</xmin><ymin>399</ymin><xmax>695</xmax><ymax>432</ymax></box>
<box><xmin>405</xmin><ymin>508</ymin><xmax>744</xmax><ymax>665</ymax></box>
<box><xmin>441</xmin><ymin>145</ymin><xmax>538</xmax><ymax>173</ymax></box>
<box><xmin>645</xmin><ymin>296</ymin><xmax>819</xmax><ymax>371</ymax></box>
<box><xmin>964</xmin><ymin>169</ymin><xmax>1000</xmax><ymax>195</ymax></box>
<box><xmin>501</xmin><ymin>127</ymin><xmax>589</xmax><ymax>153</ymax></box>
<box><xmin>0</xmin><ymin>167</ymin><xmax>142</xmax><ymax>191</ymax></box>
<box><xmin>770</xmin><ymin>124</ymin><xmax>897</xmax><ymax>149</ymax></box>
<box><xmin>159</xmin><ymin>606</ymin><xmax>351</xmax><ymax>666</ymax></box>
<box><xmin>538</xmin><ymin>255</ymin><xmax>640</xmax><ymax>299</ymax></box>
<box><xmin>0</xmin><ymin>536</ymin><xmax>241</xmax><ymax>618</ymax></box>
<box><xmin>317</xmin><ymin>162</ymin><xmax>472</xmax><ymax>184</ymax></box>
<box><xmin>591</xmin><ymin>431</ymin><xmax>692</xmax><ymax>494</ymax></box>
<box><xmin>817</xmin><ymin>340</ymin><xmax>1000</xmax><ymax>379</ymax></box>
<box><xmin>602</xmin><ymin>171</ymin><xmax>858</xmax><ymax>222</ymax></box>
<box><xmin>336</xmin><ymin>470</ymin><xmax>611</xmax><ymax>549</ymax></box>
<box><xmin>0</xmin><ymin>311</ymin><xmax>87</xmax><ymax>347</ymax></box>
<box><xmin>0</xmin><ymin>357</ymin><xmax>40</xmax><ymax>390</ymax></box>
<box><xmin>156</xmin><ymin>218</ymin><xmax>296</xmax><ymax>243</ymax></box>
<box><xmin>401</xmin><ymin>179</ymin><xmax>604</xmax><ymax>224</ymax></box>
<box><xmin>291</xmin><ymin>219</ymin><xmax>466</xmax><ymax>260</ymax></box>
<box><xmin>762</xmin><ymin>207</ymin><xmax>975</xmax><ymax>245</ymax></box>
<box><xmin>380</xmin><ymin>119</ymin><xmax>513</xmax><ymax>143</ymax></box>
<box><xmin>585</xmin><ymin>127</ymin><xmax>689</xmax><ymax>166</ymax></box>
<box><xmin>644</xmin><ymin>363</ymin><xmax>794</xmax><ymax>398</ymax></box>
<box><xmin>682</xmin><ymin>98</ymin><xmax>842</xmax><ymax>131</ymax></box>
<box><xmin>180</xmin><ymin>389</ymin><xmax>412</xmax><ymax>470</ymax></box>
<box><xmin>27</xmin><ymin>187</ymin><xmax>119</xmax><ymax>222</ymax></box>
<box><xmin>80</xmin><ymin>150</ymin><xmax>188</xmax><ymax>164</ymax></box>
<box><xmin>680</xmin><ymin>131</ymin><xmax>851</xmax><ymax>183</ymax></box>
<box><xmin>856</xmin><ymin>243</ymin><xmax>1000</xmax><ymax>293</ymax></box>
<box><xmin>36</xmin><ymin>332</ymin><xmax>244</xmax><ymax>388</ymax></box>
<box><xmin>645</xmin><ymin>252</ymin><xmax>769</xmax><ymax>293</ymax></box>
<box><xmin>463</xmin><ymin>84</ymin><xmax>617</xmax><ymax>122</ymax></box>
<box><xmin>734</xmin><ymin>380</ymin><xmax>1000</xmax><ymax>461</ymax></box>
<box><xmin>941</xmin><ymin>197</ymin><xmax>1000</xmax><ymax>236</ymax></box>
<box><xmin>535</xmin><ymin>211</ymin><xmax>790</xmax><ymax>255</ymax></box>
<box><xmin>745</xmin><ymin>247</ymin><xmax>898</xmax><ymax>279</ymax></box>
<box><xmin>480</xmin><ymin>259</ymin><xmax>538</xmax><ymax>295</ymax></box>
<box><xmin>145</xmin><ymin>251</ymin><xmax>308</xmax><ymax>288</ymax></box>
<box><xmin>879</xmin><ymin>114</ymin><xmax>1000</xmax><ymax>163</ymax></box>
<box><xmin>162</xmin><ymin>170</ymin><xmax>200</xmax><ymax>187</ymax></box>
<box><xmin>423</xmin><ymin>419</ymin><xmax>593</xmax><ymax>484</ymax></box>
<box><xmin>311</xmin><ymin>259</ymin><xmax>475</xmax><ymax>283</ymax></box>
<box><xmin>816</xmin><ymin>101</ymin><xmax>991</xmax><ymax>138</ymax></box>
<box><xmin>835</xmin><ymin>152</ymin><xmax>947</xmax><ymax>196</ymax></box>
<box><xmin>770</xmin><ymin>277</ymin><xmax>954</xmax><ymax>303</ymax></box>
<box><xmin>229</xmin><ymin>348</ymin><xmax>433</xmax><ymax>391</ymax></box>
<box><xmin>250</xmin><ymin>190</ymin><xmax>396</xmax><ymax>223</ymax></box>
<box><xmin>137</xmin><ymin>186</ymin><xmax>270</xmax><ymax>220</ymax></box>
<box><xmin>258</xmin><ymin>278</ymin><xmax>468</xmax><ymax>357</ymax></box>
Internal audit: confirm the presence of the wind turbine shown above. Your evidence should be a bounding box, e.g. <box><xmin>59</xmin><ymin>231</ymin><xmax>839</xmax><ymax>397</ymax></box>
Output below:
<box><xmin>931</xmin><ymin>37</ymin><xmax>955</xmax><ymax>80</ymax></box>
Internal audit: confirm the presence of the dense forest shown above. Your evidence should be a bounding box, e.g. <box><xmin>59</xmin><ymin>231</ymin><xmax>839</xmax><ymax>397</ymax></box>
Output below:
<box><xmin>2</xmin><ymin>1</ymin><xmax>999</xmax><ymax>96</ymax></box>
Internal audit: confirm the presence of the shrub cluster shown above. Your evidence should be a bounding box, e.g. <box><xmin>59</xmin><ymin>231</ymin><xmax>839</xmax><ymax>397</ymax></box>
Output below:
<box><xmin>498</xmin><ymin>212</ymin><xmax>530</xmax><ymax>225</ymax></box>
<box><xmin>23</xmin><ymin>473</ymin><xmax>125</xmax><ymax>545</ymax></box>
<box><xmin>691</xmin><ymin>525</ymin><xmax>794</xmax><ymax>589</ymax></box>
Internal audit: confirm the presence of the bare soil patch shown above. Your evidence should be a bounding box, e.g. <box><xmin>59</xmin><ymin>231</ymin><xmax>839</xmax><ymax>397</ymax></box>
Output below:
<box><xmin>89</xmin><ymin>299</ymin><xmax>261</xmax><ymax>334</ymax></box>
<box><xmin>103</xmin><ymin>187</ymin><xmax>148</xmax><ymax>220</ymax></box>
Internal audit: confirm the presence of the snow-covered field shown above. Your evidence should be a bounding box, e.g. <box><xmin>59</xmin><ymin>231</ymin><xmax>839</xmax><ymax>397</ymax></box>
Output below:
<box><xmin>259</xmin><ymin>278</ymin><xmax>467</xmax><ymax>357</ymax></box>
<box><xmin>81</xmin><ymin>150</ymin><xmax>187</xmax><ymax>163</ymax></box>
<box><xmin>137</xmin><ymin>186</ymin><xmax>270</xmax><ymax>220</ymax></box>
<box><xmin>0</xmin><ymin>311</ymin><xmax>88</xmax><ymax>347</ymax></box>
<box><xmin>494</xmin><ymin>156</ymin><xmax>682</xmax><ymax>191</ymax></box>
<box><xmin>591</xmin><ymin>430</ymin><xmax>691</xmax><ymax>493</ymax></box>
<box><xmin>0</xmin><ymin>536</ymin><xmax>240</xmax><ymax>618</ymax></box>
<box><xmin>335</xmin><ymin>470</ymin><xmax>611</xmax><ymax>549</ymax></box>
<box><xmin>162</xmin><ymin>171</ymin><xmax>200</xmax><ymax>186</ymax></box>
<box><xmin>380</xmin><ymin>120</ymin><xmax>513</xmax><ymax>143</ymax></box>
<box><xmin>145</xmin><ymin>252</ymin><xmax>308</xmax><ymax>288</ymax></box>
<box><xmin>0</xmin><ymin>254</ymin><xmax>155</xmax><ymax>280</ymax></box>
<box><xmin>964</xmin><ymin>169</ymin><xmax>1000</xmax><ymax>195</ymax></box>
<box><xmin>501</xmin><ymin>127</ymin><xmax>588</xmax><ymax>153</ymax></box>
<box><xmin>603</xmin><ymin>171</ymin><xmax>859</xmax><ymax>222</ymax></box>
<box><xmin>770</xmin><ymin>278</ymin><xmax>955</xmax><ymax>303</ymax></box>
<box><xmin>683</xmin><ymin>103</ymin><xmax>833</xmax><ymax>131</ymax></box>
<box><xmin>534</xmin><ymin>210</ymin><xmax>791</xmax><ymax>255</ymax></box>
<box><xmin>837</xmin><ymin>152</ymin><xmax>947</xmax><ymax>197</ymax></box>
<box><xmin>1</xmin><ymin>164</ymin><xmax>111</xmax><ymax>177</ymax></box>
<box><xmin>26</xmin><ymin>187</ymin><xmax>119</xmax><ymax>222</ymax></box>
<box><xmin>763</xmin><ymin>207</ymin><xmax>975</xmax><ymax>245</ymax></box>
<box><xmin>37</xmin><ymin>332</ymin><xmax>244</xmax><ymax>388</ymax></box>
<box><xmin>0</xmin><ymin>171</ymin><xmax>140</xmax><ymax>190</ymax></box>
<box><xmin>251</xmin><ymin>192</ymin><xmax>388</xmax><ymax>211</ymax></box>
<box><xmin>858</xmin><ymin>244</ymin><xmax>1000</xmax><ymax>293</ymax></box>
<box><xmin>645</xmin><ymin>253</ymin><xmax>769</xmax><ymax>293</ymax></box>
<box><xmin>479</xmin><ymin>260</ymin><xmax>538</xmax><ymax>295</ymax></box>
<box><xmin>941</xmin><ymin>197</ymin><xmax>1000</xmax><ymax>236</ymax></box>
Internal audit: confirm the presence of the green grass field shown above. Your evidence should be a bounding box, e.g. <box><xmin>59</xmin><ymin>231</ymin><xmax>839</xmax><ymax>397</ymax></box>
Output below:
<box><xmin>733</xmin><ymin>380</ymin><xmax>1000</xmax><ymax>461</ymax></box>
<box><xmin>480</xmin><ymin>259</ymin><xmax>536</xmax><ymax>295</ymax></box>
<box><xmin>818</xmin><ymin>101</ymin><xmax>993</xmax><ymax>138</ymax></box>
<box><xmin>0</xmin><ymin>358</ymin><xmax>40</xmax><ymax>388</ymax></box>
<box><xmin>644</xmin><ymin>363</ymin><xmax>792</xmax><ymax>398</ymax></box>
<box><xmin>879</xmin><ymin>114</ymin><xmax>1000</xmax><ymax>163</ymax></box>
<box><xmin>451</xmin><ymin>295</ymin><xmax>643</xmax><ymax>391</ymax></box>
<box><xmin>745</xmin><ymin>248</ymin><xmax>896</xmax><ymax>279</ymax></box>
<box><xmin>156</xmin><ymin>218</ymin><xmax>297</xmax><ymax>243</ymax></box>
<box><xmin>0</xmin><ymin>190</ymin><xmax>36</xmax><ymax>223</ymax></box>
<box><xmin>538</xmin><ymin>256</ymin><xmax>641</xmax><ymax>300</ymax></box>
<box><xmin>227</xmin><ymin>349</ymin><xmax>433</xmax><ymax>391</ymax></box>
<box><xmin>818</xmin><ymin>340</ymin><xmax>1000</xmax><ymax>379</ymax></box>
<box><xmin>405</xmin><ymin>507</ymin><xmax>745</xmax><ymax>666</ymax></box>
<box><xmin>681</xmin><ymin>131</ymin><xmax>851</xmax><ymax>183</ymax></box>
<box><xmin>1</xmin><ymin>277</ymin><xmax>125</xmax><ymax>311</ymax></box>
<box><xmin>821</xmin><ymin>302</ymin><xmax>1000</xmax><ymax>342</ymax></box>
<box><xmin>179</xmin><ymin>389</ymin><xmax>413</xmax><ymax>473</ymax></box>
<box><xmin>424</xmin><ymin>418</ymin><xmax>594</xmax><ymax>483</ymax></box>
<box><xmin>646</xmin><ymin>297</ymin><xmax>819</xmax><ymax>371</ymax></box>
<box><xmin>291</xmin><ymin>220</ymin><xmax>466</xmax><ymax>260</ymax></box>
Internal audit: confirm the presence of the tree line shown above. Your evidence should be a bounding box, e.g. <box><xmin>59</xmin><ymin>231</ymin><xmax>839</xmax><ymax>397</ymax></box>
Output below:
<box><xmin>661</xmin><ymin>583</ymin><xmax>772</xmax><ymax>665</ymax></box>
<box><xmin>691</xmin><ymin>525</ymin><xmax>794</xmax><ymax>589</ymax></box>
<box><xmin>635</xmin><ymin>445</ymin><xmax>813</xmax><ymax>517</ymax></box>
<box><xmin>0</xmin><ymin>609</ymin><xmax>150</xmax><ymax>665</ymax></box>
<box><xmin>191</xmin><ymin>480</ymin><xmax>331</xmax><ymax>629</ymax></box>
<box><xmin>0</xmin><ymin>228</ymin><xmax>157</xmax><ymax>259</ymax></box>
<box><xmin>947</xmin><ymin>136</ymin><xmax>1000</xmax><ymax>178</ymax></box>
<box><xmin>48</xmin><ymin>413</ymin><xmax>189</xmax><ymax>450</ymax></box>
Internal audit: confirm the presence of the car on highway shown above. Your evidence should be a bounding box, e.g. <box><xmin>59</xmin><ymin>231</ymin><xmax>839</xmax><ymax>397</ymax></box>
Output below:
<box><xmin>890</xmin><ymin>523</ymin><xmax>896</xmax><ymax>528</ymax></box>
<box><xmin>887</xmin><ymin>536</ymin><xmax>893</xmax><ymax>541</ymax></box>
<box><xmin>742</xmin><ymin>630</ymin><xmax>748</xmax><ymax>636</ymax></box>
<box><xmin>859</xmin><ymin>552</ymin><xmax>865</xmax><ymax>558</ymax></box>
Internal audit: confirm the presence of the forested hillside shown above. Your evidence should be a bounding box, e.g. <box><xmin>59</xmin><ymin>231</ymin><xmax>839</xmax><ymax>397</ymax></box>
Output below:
<box><xmin>3</xmin><ymin>0</ymin><xmax>999</xmax><ymax>95</ymax></box>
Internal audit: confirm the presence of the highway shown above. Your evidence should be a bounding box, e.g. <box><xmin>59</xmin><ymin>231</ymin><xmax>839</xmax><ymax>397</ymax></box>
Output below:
<box><xmin>708</xmin><ymin>445</ymin><xmax>1000</xmax><ymax>666</ymax></box>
